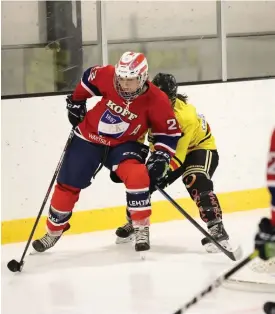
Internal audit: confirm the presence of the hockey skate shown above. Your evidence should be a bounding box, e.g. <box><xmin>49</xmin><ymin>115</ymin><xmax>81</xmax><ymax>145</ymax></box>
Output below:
<box><xmin>115</xmin><ymin>222</ymin><xmax>134</xmax><ymax>244</ymax></box>
<box><xmin>201</xmin><ymin>221</ymin><xmax>231</xmax><ymax>253</ymax></box>
<box><xmin>134</xmin><ymin>225</ymin><xmax>150</xmax><ymax>259</ymax></box>
<box><xmin>264</xmin><ymin>302</ymin><xmax>275</xmax><ymax>314</ymax></box>
<box><xmin>32</xmin><ymin>223</ymin><xmax>70</xmax><ymax>253</ymax></box>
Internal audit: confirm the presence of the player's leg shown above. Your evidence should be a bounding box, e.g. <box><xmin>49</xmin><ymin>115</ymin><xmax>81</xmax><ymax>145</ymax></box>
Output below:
<box><xmin>107</xmin><ymin>142</ymin><xmax>150</xmax><ymax>252</ymax></box>
<box><xmin>109</xmin><ymin>153</ymin><xmax>134</xmax><ymax>243</ymax></box>
<box><xmin>182</xmin><ymin>149</ymin><xmax>230</xmax><ymax>252</ymax></box>
<box><xmin>115</xmin><ymin>155</ymin><xmax>185</xmax><ymax>244</ymax></box>
<box><xmin>116</xmin><ymin>159</ymin><xmax>151</xmax><ymax>252</ymax></box>
<box><xmin>32</xmin><ymin>136</ymin><xmax>106</xmax><ymax>252</ymax></box>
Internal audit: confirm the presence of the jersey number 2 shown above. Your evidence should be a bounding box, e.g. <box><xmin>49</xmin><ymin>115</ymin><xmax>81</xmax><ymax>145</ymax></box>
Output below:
<box><xmin>167</xmin><ymin>119</ymin><xmax>177</xmax><ymax>130</ymax></box>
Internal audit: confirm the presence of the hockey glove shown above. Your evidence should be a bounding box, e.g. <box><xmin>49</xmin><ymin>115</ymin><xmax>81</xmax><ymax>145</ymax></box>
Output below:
<box><xmin>146</xmin><ymin>150</ymin><xmax>171</xmax><ymax>191</ymax></box>
<box><xmin>150</xmin><ymin>165</ymin><xmax>186</xmax><ymax>193</ymax></box>
<box><xmin>149</xmin><ymin>171</ymin><xmax>170</xmax><ymax>193</ymax></box>
<box><xmin>255</xmin><ymin>217</ymin><xmax>275</xmax><ymax>260</ymax></box>
<box><xmin>66</xmin><ymin>95</ymin><xmax>87</xmax><ymax>128</ymax></box>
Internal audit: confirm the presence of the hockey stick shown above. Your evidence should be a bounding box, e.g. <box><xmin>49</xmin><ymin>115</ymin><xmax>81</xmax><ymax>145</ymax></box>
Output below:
<box><xmin>156</xmin><ymin>187</ymin><xmax>243</xmax><ymax>261</ymax></box>
<box><xmin>7</xmin><ymin>129</ymin><xmax>75</xmax><ymax>273</ymax></box>
<box><xmin>172</xmin><ymin>250</ymin><xmax>259</xmax><ymax>314</ymax></box>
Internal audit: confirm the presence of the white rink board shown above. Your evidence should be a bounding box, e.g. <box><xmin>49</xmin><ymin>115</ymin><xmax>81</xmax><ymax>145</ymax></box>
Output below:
<box><xmin>2</xmin><ymin>79</ymin><xmax>275</xmax><ymax>220</ymax></box>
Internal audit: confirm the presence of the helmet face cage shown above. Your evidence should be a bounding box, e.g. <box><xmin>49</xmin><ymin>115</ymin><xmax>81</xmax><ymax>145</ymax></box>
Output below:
<box><xmin>152</xmin><ymin>73</ymin><xmax>178</xmax><ymax>104</ymax></box>
<box><xmin>114</xmin><ymin>52</ymin><xmax>148</xmax><ymax>102</ymax></box>
<box><xmin>114</xmin><ymin>76</ymin><xmax>144</xmax><ymax>102</ymax></box>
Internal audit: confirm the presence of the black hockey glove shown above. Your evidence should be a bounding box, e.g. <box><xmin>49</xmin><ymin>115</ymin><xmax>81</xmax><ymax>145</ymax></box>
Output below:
<box><xmin>146</xmin><ymin>150</ymin><xmax>171</xmax><ymax>192</ymax></box>
<box><xmin>148</xmin><ymin>170</ymin><xmax>170</xmax><ymax>194</ymax></box>
<box><xmin>150</xmin><ymin>165</ymin><xmax>185</xmax><ymax>193</ymax></box>
<box><xmin>66</xmin><ymin>95</ymin><xmax>87</xmax><ymax>128</ymax></box>
<box><xmin>255</xmin><ymin>217</ymin><xmax>275</xmax><ymax>260</ymax></box>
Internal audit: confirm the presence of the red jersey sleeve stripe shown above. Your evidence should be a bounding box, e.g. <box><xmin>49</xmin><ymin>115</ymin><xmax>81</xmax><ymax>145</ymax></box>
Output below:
<box><xmin>80</xmin><ymin>80</ymin><xmax>96</xmax><ymax>96</ymax></box>
<box><xmin>154</xmin><ymin>142</ymin><xmax>176</xmax><ymax>155</ymax></box>
<box><xmin>268</xmin><ymin>180</ymin><xmax>275</xmax><ymax>187</ymax></box>
<box><xmin>153</xmin><ymin>134</ymin><xmax>180</xmax><ymax>155</ymax></box>
<box><xmin>151</xmin><ymin>132</ymin><xmax>182</xmax><ymax>137</ymax></box>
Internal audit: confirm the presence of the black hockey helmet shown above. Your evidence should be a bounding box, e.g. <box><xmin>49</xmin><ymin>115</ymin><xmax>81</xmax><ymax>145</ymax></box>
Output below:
<box><xmin>151</xmin><ymin>73</ymin><xmax>178</xmax><ymax>104</ymax></box>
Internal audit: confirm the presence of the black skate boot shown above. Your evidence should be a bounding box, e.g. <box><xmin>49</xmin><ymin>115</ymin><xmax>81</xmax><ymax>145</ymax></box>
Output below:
<box><xmin>134</xmin><ymin>226</ymin><xmax>150</xmax><ymax>252</ymax></box>
<box><xmin>115</xmin><ymin>222</ymin><xmax>134</xmax><ymax>244</ymax></box>
<box><xmin>32</xmin><ymin>223</ymin><xmax>70</xmax><ymax>253</ymax></box>
<box><xmin>264</xmin><ymin>302</ymin><xmax>275</xmax><ymax>314</ymax></box>
<box><xmin>201</xmin><ymin>221</ymin><xmax>230</xmax><ymax>253</ymax></box>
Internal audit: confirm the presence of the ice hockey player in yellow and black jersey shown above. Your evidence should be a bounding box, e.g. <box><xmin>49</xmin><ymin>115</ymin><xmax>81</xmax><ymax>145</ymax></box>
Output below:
<box><xmin>116</xmin><ymin>73</ymin><xmax>231</xmax><ymax>253</ymax></box>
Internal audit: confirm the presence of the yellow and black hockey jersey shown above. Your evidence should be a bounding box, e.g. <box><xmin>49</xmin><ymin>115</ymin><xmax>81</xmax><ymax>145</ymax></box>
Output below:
<box><xmin>149</xmin><ymin>96</ymin><xmax>216</xmax><ymax>170</ymax></box>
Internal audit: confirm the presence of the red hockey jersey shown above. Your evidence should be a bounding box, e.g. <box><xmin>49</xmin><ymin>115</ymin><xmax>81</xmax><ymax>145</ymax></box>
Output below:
<box><xmin>267</xmin><ymin>128</ymin><xmax>275</xmax><ymax>225</ymax></box>
<box><xmin>72</xmin><ymin>65</ymin><xmax>181</xmax><ymax>156</ymax></box>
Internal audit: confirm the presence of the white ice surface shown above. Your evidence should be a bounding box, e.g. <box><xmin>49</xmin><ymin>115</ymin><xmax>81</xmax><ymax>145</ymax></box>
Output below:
<box><xmin>2</xmin><ymin>208</ymin><xmax>275</xmax><ymax>314</ymax></box>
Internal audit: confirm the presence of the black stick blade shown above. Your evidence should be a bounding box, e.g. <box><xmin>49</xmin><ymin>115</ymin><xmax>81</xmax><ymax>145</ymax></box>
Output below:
<box><xmin>7</xmin><ymin>259</ymin><xmax>24</xmax><ymax>272</ymax></box>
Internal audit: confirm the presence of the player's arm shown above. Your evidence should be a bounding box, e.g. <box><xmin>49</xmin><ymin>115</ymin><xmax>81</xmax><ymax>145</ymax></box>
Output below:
<box><xmin>152</xmin><ymin>109</ymin><xmax>197</xmax><ymax>191</ymax></box>
<box><xmin>66</xmin><ymin>66</ymin><xmax>103</xmax><ymax>128</ymax></box>
<box><xmin>73</xmin><ymin>66</ymin><xmax>103</xmax><ymax>100</ymax></box>
<box><xmin>147</xmin><ymin>129</ymin><xmax>155</xmax><ymax>152</ymax></box>
<box><xmin>146</xmin><ymin>98</ymin><xmax>181</xmax><ymax>187</ymax></box>
<box><xmin>170</xmin><ymin>120</ymin><xmax>196</xmax><ymax>170</ymax></box>
<box><xmin>149</xmin><ymin>122</ymin><xmax>196</xmax><ymax>193</ymax></box>
<box><xmin>153</xmin><ymin>122</ymin><xmax>196</xmax><ymax>191</ymax></box>
<box><xmin>149</xmin><ymin>100</ymin><xmax>181</xmax><ymax>156</ymax></box>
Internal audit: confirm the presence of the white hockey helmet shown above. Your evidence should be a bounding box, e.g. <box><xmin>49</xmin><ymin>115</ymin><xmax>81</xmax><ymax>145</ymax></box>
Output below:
<box><xmin>114</xmin><ymin>51</ymin><xmax>149</xmax><ymax>101</ymax></box>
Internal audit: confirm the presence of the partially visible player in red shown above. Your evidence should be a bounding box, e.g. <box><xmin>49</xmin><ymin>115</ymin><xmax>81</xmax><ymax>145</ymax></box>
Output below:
<box><xmin>255</xmin><ymin>128</ymin><xmax>275</xmax><ymax>314</ymax></box>
<box><xmin>32</xmin><ymin>51</ymin><xmax>181</xmax><ymax>255</ymax></box>
<box><xmin>267</xmin><ymin>128</ymin><xmax>275</xmax><ymax>226</ymax></box>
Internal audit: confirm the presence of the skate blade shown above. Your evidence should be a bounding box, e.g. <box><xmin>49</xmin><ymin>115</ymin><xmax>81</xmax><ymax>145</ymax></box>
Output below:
<box><xmin>139</xmin><ymin>251</ymin><xmax>147</xmax><ymax>260</ymax></box>
<box><xmin>204</xmin><ymin>240</ymin><xmax>229</xmax><ymax>253</ymax></box>
<box><xmin>115</xmin><ymin>235</ymin><xmax>134</xmax><ymax>244</ymax></box>
<box><xmin>205</xmin><ymin>241</ymin><xmax>243</xmax><ymax>260</ymax></box>
<box><xmin>137</xmin><ymin>246</ymin><xmax>150</xmax><ymax>260</ymax></box>
<box><xmin>205</xmin><ymin>240</ymin><xmax>232</xmax><ymax>253</ymax></box>
<box><xmin>29</xmin><ymin>249</ymin><xmax>41</xmax><ymax>255</ymax></box>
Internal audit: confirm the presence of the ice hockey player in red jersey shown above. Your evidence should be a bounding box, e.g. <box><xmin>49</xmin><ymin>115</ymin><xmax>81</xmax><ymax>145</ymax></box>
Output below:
<box><xmin>32</xmin><ymin>51</ymin><xmax>181</xmax><ymax>254</ymax></box>
<box><xmin>115</xmin><ymin>73</ymin><xmax>231</xmax><ymax>252</ymax></box>
<box><xmin>255</xmin><ymin>128</ymin><xmax>275</xmax><ymax>314</ymax></box>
